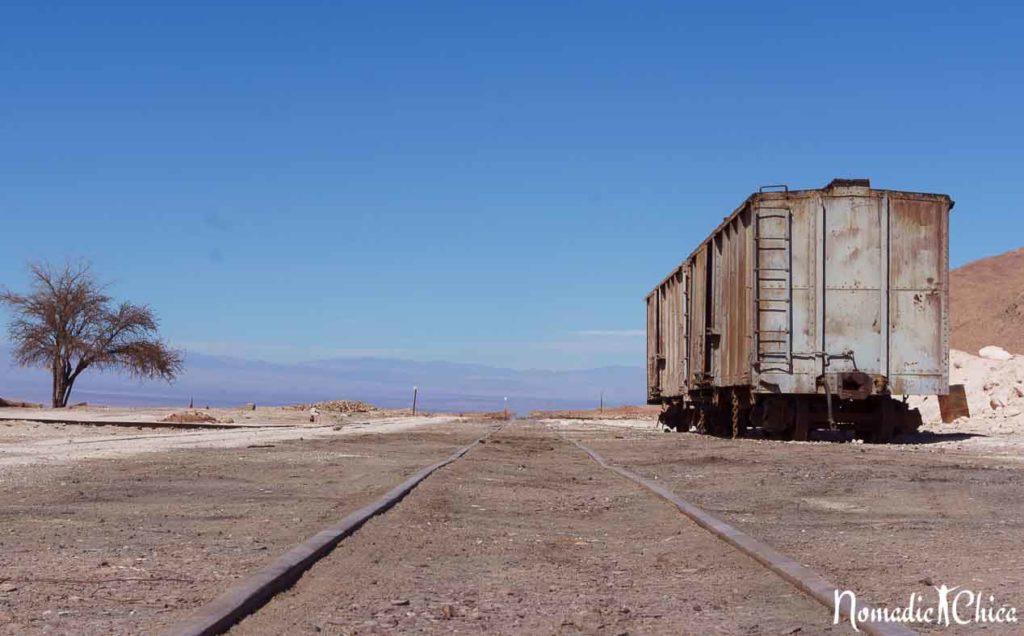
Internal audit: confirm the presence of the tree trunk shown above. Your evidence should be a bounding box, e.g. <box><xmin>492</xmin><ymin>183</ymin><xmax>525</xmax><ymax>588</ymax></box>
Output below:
<box><xmin>61</xmin><ymin>380</ymin><xmax>74</xmax><ymax>408</ymax></box>
<box><xmin>51</xmin><ymin>360</ymin><xmax>62</xmax><ymax>408</ymax></box>
<box><xmin>51</xmin><ymin>361</ymin><xmax>73</xmax><ymax>408</ymax></box>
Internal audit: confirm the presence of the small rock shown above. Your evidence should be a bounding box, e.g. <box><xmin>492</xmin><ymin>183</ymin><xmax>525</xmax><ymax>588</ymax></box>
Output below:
<box><xmin>440</xmin><ymin>605</ymin><xmax>455</xmax><ymax>620</ymax></box>
<box><xmin>979</xmin><ymin>346</ymin><xmax>1013</xmax><ymax>361</ymax></box>
<box><xmin>920</xmin><ymin>576</ymin><xmax>934</xmax><ymax>586</ymax></box>
<box><xmin>391</xmin><ymin>599</ymin><xmax>410</xmax><ymax>606</ymax></box>
<box><xmin>0</xmin><ymin>583</ymin><xmax>17</xmax><ymax>593</ymax></box>
<box><xmin>990</xmin><ymin>397</ymin><xmax>1005</xmax><ymax>410</ymax></box>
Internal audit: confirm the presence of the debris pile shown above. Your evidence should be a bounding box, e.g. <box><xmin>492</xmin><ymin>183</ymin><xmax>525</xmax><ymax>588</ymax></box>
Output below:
<box><xmin>299</xmin><ymin>400</ymin><xmax>379</xmax><ymax>414</ymax></box>
<box><xmin>911</xmin><ymin>348</ymin><xmax>1024</xmax><ymax>429</ymax></box>
<box><xmin>162</xmin><ymin>410</ymin><xmax>219</xmax><ymax>424</ymax></box>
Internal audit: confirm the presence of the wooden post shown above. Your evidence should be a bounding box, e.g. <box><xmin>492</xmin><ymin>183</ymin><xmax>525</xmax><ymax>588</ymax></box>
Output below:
<box><xmin>412</xmin><ymin>386</ymin><xmax>418</xmax><ymax>415</ymax></box>
<box><xmin>503</xmin><ymin>396</ymin><xmax>508</xmax><ymax>419</ymax></box>
<box><xmin>599</xmin><ymin>391</ymin><xmax>603</xmax><ymax>414</ymax></box>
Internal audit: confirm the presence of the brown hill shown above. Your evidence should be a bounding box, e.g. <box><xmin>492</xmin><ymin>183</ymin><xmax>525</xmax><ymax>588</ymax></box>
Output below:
<box><xmin>950</xmin><ymin>247</ymin><xmax>1024</xmax><ymax>355</ymax></box>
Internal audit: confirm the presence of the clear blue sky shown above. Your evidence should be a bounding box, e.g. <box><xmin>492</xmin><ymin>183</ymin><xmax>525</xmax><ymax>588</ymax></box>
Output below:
<box><xmin>2</xmin><ymin>1</ymin><xmax>1022</xmax><ymax>369</ymax></box>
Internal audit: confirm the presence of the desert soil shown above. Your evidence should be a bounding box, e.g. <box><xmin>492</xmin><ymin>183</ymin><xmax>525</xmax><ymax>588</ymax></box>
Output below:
<box><xmin>2</xmin><ymin>413</ymin><xmax>1022</xmax><ymax>634</ymax></box>
<box><xmin>0</xmin><ymin>417</ymin><xmax>492</xmax><ymax>634</ymax></box>
<box><xmin>233</xmin><ymin>421</ymin><xmax>836</xmax><ymax>635</ymax></box>
<box><xmin>557</xmin><ymin>419</ymin><xmax>1024</xmax><ymax>635</ymax></box>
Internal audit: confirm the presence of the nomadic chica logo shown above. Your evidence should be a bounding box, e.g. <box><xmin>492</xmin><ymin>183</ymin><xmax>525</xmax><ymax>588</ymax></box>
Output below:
<box><xmin>835</xmin><ymin>586</ymin><xmax>1018</xmax><ymax>631</ymax></box>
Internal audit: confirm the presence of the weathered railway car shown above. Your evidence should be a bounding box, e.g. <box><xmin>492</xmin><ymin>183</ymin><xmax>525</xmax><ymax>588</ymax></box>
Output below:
<box><xmin>646</xmin><ymin>179</ymin><xmax>952</xmax><ymax>442</ymax></box>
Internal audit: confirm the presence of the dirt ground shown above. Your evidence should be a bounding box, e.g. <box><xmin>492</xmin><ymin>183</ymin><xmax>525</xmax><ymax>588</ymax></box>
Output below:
<box><xmin>233</xmin><ymin>421</ymin><xmax>836</xmax><ymax>635</ymax></box>
<box><xmin>2</xmin><ymin>412</ymin><xmax>1022</xmax><ymax>634</ymax></box>
<box><xmin>529</xmin><ymin>405</ymin><xmax>663</xmax><ymax>421</ymax></box>
<box><xmin>558</xmin><ymin>420</ymin><xmax>1024</xmax><ymax>635</ymax></box>
<box><xmin>0</xmin><ymin>416</ymin><xmax>460</xmax><ymax>468</ymax></box>
<box><xmin>0</xmin><ymin>404</ymin><xmax>439</xmax><ymax>429</ymax></box>
<box><xmin>0</xmin><ymin>417</ymin><xmax>493</xmax><ymax>634</ymax></box>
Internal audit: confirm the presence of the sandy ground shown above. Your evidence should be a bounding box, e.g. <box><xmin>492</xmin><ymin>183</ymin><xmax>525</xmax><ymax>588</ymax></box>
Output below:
<box><xmin>233</xmin><ymin>422</ymin><xmax>836</xmax><ymax>635</ymax></box>
<box><xmin>0</xmin><ymin>404</ymin><xmax>415</xmax><ymax>428</ymax></box>
<box><xmin>1</xmin><ymin>402</ymin><xmax>1022</xmax><ymax>634</ymax></box>
<box><xmin>0</xmin><ymin>416</ymin><xmax>459</xmax><ymax>468</ymax></box>
<box><xmin>0</xmin><ymin>418</ymin><xmax>492</xmax><ymax>634</ymax></box>
<box><xmin>558</xmin><ymin>420</ymin><xmax>1024</xmax><ymax>635</ymax></box>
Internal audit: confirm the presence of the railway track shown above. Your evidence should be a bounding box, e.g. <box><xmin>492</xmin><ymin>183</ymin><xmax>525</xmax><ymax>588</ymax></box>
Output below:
<box><xmin>156</xmin><ymin>421</ymin><xmax>915</xmax><ymax>635</ymax></box>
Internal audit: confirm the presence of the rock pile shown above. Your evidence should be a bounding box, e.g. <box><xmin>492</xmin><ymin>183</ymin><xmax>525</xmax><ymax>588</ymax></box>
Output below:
<box><xmin>911</xmin><ymin>348</ymin><xmax>1024</xmax><ymax>429</ymax></box>
<box><xmin>162</xmin><ymin>410</ymin><xmax>219</xmax><ymax>424</ymax></box>
<box><xmin>306</xmin><ymin>400</ymin><xmax>379</xmax><ymax>414</ymax></box>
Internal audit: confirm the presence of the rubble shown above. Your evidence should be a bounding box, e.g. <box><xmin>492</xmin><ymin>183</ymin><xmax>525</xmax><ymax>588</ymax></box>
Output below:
<box><xmin>910</xmin><ymin>349</ymin><xmax>1024</xmax><ymax>432</ymax></box>
<box><xmin>298</xmin><ymin>400</ymin><xmax>379</xmax><ymax>414</ymax></box>
<box><xmin>161</xmin><ymin>411</ymin><xmax>219</xmax><ymax>424</ymax></box>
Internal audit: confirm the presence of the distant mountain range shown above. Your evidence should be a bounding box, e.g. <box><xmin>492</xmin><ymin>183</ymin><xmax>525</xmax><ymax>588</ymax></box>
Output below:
<box><xmin>0</xmin><ymin>346</ymin><xmax>644</xmax><ymax>414</ymax></box>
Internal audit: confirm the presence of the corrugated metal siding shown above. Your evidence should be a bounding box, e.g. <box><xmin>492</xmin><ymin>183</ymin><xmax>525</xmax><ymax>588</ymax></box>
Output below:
<box><xmin>658</xmin><ymin>274</ymin><xmax>678</xmax><ymax>395</ymax></box>
<box><xmin>710</xmin><ymin>208</ymin><xmax>754</xmax><ymax>387</ymax></box>
<box><xmin>646</xmin><ymin>291</ymin><xmax>658</xmax><ymax>401</ymax></box>
<box><xmin>646</xmin><ymin>268</ymin><xmax>690</xmax><ymax>401</ymax></box>
<box><xmin>690</xmin><ymin>246</ymin><xmax>709</xmax><ymax>386</ymax></box>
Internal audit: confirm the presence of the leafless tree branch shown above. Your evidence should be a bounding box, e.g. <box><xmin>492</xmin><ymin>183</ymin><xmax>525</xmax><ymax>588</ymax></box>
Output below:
<box><xmin>0</xmin><ymin>262</ymin><xmax>183</xmax><ymax>407</ymax></box>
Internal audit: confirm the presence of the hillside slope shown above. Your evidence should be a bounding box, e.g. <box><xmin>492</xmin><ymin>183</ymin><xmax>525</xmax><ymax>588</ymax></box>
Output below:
<box><xmin>951</xmin><ymin>247</ymin><xmax>1024</xmax><ymax>355</ymax></box>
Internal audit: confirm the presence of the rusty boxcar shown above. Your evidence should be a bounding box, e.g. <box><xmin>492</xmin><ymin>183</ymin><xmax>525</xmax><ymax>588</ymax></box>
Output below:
<box><xmin>646</xmin><ymin>179</ymin><xmax>952</xmax><ymax>442</ymax></box>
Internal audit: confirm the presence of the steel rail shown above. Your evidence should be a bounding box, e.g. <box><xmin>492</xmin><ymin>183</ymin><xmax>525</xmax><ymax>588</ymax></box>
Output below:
<box><xmin>163</xmin><ymin>426</ymin><xmax>501</xmax><ymax>636</ymax></box>
<box><xmin>570</xmin><ymin>438</ymin><xmax>917</xmax><ymax>636</ymax></box>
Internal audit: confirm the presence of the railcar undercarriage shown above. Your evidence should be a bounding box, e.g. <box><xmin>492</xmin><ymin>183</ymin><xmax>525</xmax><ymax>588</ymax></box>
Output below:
<box><xmin>658</xmin><ymin>388</ymin><xmax>922</xmax><ymax>443</ymax></box>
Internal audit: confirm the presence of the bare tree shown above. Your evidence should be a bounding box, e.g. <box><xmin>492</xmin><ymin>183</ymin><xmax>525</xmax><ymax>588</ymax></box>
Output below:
<box><xmin>0</xmin><ymin>262</ymin><xmax>183</xmax><ymax>407</ymax></box>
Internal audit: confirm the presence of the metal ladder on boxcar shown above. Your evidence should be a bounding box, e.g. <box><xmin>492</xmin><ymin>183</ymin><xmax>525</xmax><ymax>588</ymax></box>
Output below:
<box><xmin>753</xmin><ymin>200</ymin><xmax>793</xmax><ymax>374</ymax></box>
